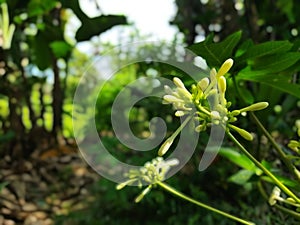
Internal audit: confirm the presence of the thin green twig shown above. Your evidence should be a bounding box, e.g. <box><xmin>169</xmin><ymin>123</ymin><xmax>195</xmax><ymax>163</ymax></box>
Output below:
<box><xmin>250</xmin><ymin>112</ymin><xmax>300</xmax><ymax>183</ymax></box>
<box><xmin>257</xmin><ymin>181</ymin><xmax>300</xmax><ymax>220</ymax></box>
<box><xmin>157</xmin><ymin>181</ymin><xmax>255</xmax><ymax>225</ymax></box>
<box><xmin>227</xmin><ymin>131</ymin><xmax>300</xmax><ymax>203</ymax></box>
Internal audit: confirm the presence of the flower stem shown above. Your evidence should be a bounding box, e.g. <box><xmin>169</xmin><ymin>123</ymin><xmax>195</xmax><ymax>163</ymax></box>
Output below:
<box><xmin>227</xmin><ymin>131</ymin><xmax>300</xmax><ymax>203</ymax></box>
<box><xmin>157</xmin><ymin>181</ymin><xmax>255</xmax><ymax>225</ymax></box>
<box><xmin>257</xmin><ymin>181</ymin><xmax>300</xmax><ymax>220</ymax></box>
<box><xmin>250</xmin><ymin>112</ymin><xmax>300</xmax><ymax>183</ymax></box>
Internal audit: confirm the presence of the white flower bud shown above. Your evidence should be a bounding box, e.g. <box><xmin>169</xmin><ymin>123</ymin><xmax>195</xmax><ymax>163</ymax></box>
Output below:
<box><xmin>195</xmin><ymin>124</ymin><xmax>206</xmax><ymax>132</ymax></box>
<box><xmin>177</xmin><ymin>87</ymin><xmax>192</xmax><ymax>100</ymax></box>
<box><xmin>158</xmin><ymin>138</ymin><xmax>174</xmax><ymax>156</ymax></box>
<box><xmin>216</xmin><ymin>58</ymin><xmax>234</xmax><ymax>78</ymax></box>
<box><xmin>218</xmin><ymin>76</ymin><xmax>227</xmax><ymax>94</ymax></box>
<box><xmin>164</xmin><ymin>85</ymin><xmax>173</xmax><ymax>95</ymax></box>
<box><xmin>116</xmin><ymin>179</ymin><xmax>135</xmax><ymax>190</ymax></box>
<box><xmin>211</xmin><ymin>111</ymin><xmax>221</xmax><ymax>120</ymax></box>
<box><xmin>230</xmin><ymin>125</ymin><xmax>253</xmax><ymax>141</ymax></box>
<box><xmin>173</xmin><ymin>77</ymin><xmax>185</xmax><ymax>88</ymax></box>
<box><xmin>135</xmin><ymin>185</ymin><xmax>152</xmax><ymax>203</ymax></box>
<box><xmin>163</xmin><ymin>95</ymin><xmax>184</xmax><ymax>103</ymax></box>
<box><xmin>175</xmin><ymin>111</ymin><xmax>185</xmax><ymax>117</ymax></box>
<box><xmin>210</xmin><ymin>68</ymin><xmax>217</xmax><ymax>82</ymax></box>
<box><xmin>269</xmin><ymin>186</ymin><xmax>281</xmax><ymax>206</ymax></box>
<box><xmin>198</xmin><ymin>77</ymin><xmax>210</xmax><ymax>91</ymax></box>
<box><xmin>239</xmin><ymin>102</ymin><xmax>269</xmax><ymax>112</ymax></box>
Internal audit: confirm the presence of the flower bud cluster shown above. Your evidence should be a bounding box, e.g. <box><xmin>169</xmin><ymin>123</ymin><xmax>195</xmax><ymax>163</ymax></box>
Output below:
<box><xmin>163</xmin><ymin>77</ymin><xmax>194</xmax><ymax>117</ymax></box>
<box><xmin>116</xmin><ymin>157</ymin><xmax>179</xmax><ymax>202</ymax></box>
<box><xmin>162</xmin><ymin>58</ymin><xmax>269</xmax><ymax>143</ymax></box>
<box><xmin>269</xmin><ymin>186</ymin><xmax>300</xmax><ymax>208</ymax></box>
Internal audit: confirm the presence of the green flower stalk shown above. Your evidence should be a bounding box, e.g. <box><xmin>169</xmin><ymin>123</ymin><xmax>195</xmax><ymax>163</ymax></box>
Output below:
<box><xmin>157</xmin><ymin>115</ymin><xmax>193</xmax><ymax>156</ymax></box>
<box><xmin>116</xmin><ymin>157</ymin><xmax>255</xmax><ymax>225</ymax></box>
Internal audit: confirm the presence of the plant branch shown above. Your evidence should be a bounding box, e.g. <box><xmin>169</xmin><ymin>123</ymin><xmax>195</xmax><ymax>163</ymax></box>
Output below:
<box><xmin>250</xmin><ymin>112</ymin><xmax>300</xmax><ymax>183</ymax></box>
<box><xmin>157</xmin><ymin>181</ymin><xmax>255</xmax><ymax>225</ymax></box>
<box><xmin>257</xmin><ymin>181</ymin><xmax>300</xmax><ymax>220</ymax></box>
<box><xmin>227</xmin><ymin>131</ymin><xmax>300</xmax><ymax>203</ymax></box>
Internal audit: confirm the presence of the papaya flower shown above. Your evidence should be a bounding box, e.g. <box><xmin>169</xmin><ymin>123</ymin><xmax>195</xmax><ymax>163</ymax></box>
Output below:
<box><xmin>160</xmin><ymin>59</ymin><xmax>269</xmax><ymax>155</ymax></box>
<box><xmin>116</xmin><ymin>157</ymin><xmax>179</xmax><ymax>203</ymax></box>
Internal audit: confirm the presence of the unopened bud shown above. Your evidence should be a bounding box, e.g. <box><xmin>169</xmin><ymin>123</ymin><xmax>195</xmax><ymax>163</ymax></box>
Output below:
<box><xmin>269</xmin><ymin>186</ymin><xmax>281</xmax><ymax>206</ymax></box>
<box><xmin>175</xmin><ymin>110</ymin><xmax>185</xmax><ymax>117</ymax></box>
<box><xmin>135</xmin><ymin>185</ymin><xmax>152</xmax><ymax>203</ymax></box>
<box><xmin>173</xmin><ymin>77</ymin><xmax>185</xmax><ymax>88</ymax></box>
<box><xmin>216</xmin><ymin>58</ymin><xmax>234</xmax><ymax>78</ymax></box>
<box><xmin>177</xmin><ymin>87</ymin><xmax>192</xmax><ymax>100</ymax></box>
<box><xmin>231</xmin><ymin>110</ymin><xmax>240</xmax><ymax>116</ymax></box>
<box><xmin>210</xmin><ymin>68</ymin><xmax>217</xmax><ymax>82</ymax></box>
<box><xmin>240</xmin><ymin>102</ymin><xmax>269</xmax><ymax>112</ymax></box>
<box><xmin>116</xmin><ymin>179</ymin><xmax>135</xmax><ymax>190</ymax></box>
<box><xmin>163</xmin><ymin>95</ymin><xmax>183</xmax><ymax>103</ymax></box>
<box><xmin>195</xmin><ymin>124</ymin><xmax>206</xmax><ymax>132</ymax></box>
<box><xmin>218</xmin><ymin>76</ymin><xmax>227</xmax><ymax>94</ymax></box>
<box><xmin>158</xmin><ymin>138</ymin><xmax>174</xmax><ymax>156</ymax></box>
<box><xmin>211</xmin><ymin>111</ymin><xmax>221</xmax><ymax>120</ymax></box>
<box><xmin>198</xmin><ymin>77</ymin><xmax>210</xmax><ymax>91</ymax></box>
<box><xmin>230</xmin><ymin>125</ymin><xmax>253</xmax><ymax>141</ymax></box>
<box><xmin>164</xmin><ymin>85</ymin><xmax>173</xmax><ymax>95</ymax></box>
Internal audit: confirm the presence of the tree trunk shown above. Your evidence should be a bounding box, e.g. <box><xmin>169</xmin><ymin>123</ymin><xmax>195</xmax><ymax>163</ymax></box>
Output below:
<box><xmin>51</xmin><ymin>58</ymin><xmax>63</xmax><ymax>141</ymax></box>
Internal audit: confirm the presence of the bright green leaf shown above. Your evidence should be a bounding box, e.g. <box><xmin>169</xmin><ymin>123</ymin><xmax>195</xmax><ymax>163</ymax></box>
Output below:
<box><xmin>228</xmin><ymin>169</ymin><xmax>254</xmax><ymax>185</ymax></box>
<box><xmin>238</xmin><ymin>69</ymin><xmax>300</xmax><ymax>98</ymax></box>
<box><xmin>235</xmin><ymin>39</ymin><xmax>254</xmax><ymax>57</ymax></box>
<box><xmin>261</xmin><ymin>175</ymin><xmax>300</xmax><ymax>191</ymax></box>
<box><xmin>50</xmin><ymin>41</ymin><xmax>73</xmax><ymax>59</ymax></box>
<box><xmin>251</xmin><ymin>53</ymin><xmax>300</xmax><ymax>73</ymax></box>
<box><xmin>28</xmin><ymin>0</ymin><xmax>57</xmax><ymax>17</ymax></box>
<box><xmin>237</xmin><ymin>40</ymin><xmax>293</xmax><ymax>61</ymax></box>
<box><xmin>218</xmin><ymin>148</ymin><xmax>257</xmax><ymax>172</ymax></box>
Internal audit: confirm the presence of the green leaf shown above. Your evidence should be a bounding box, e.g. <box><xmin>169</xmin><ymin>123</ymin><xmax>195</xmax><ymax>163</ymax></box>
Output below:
<box><xmin>218</xmin><ymin>148</ymin><xmax>258</xmax><ymax>172</ymax></box>
<box><xmin>30</xmin><ymin>23</ymin><xmax>65</xmax><ymax>70</ymax></box>
<box><xmin>237</xmin><ymin>40</ymin><xmax>293</xmax><ymax>61</ymax></box>
<box><xmin>28</xmin><ymin>0</ymin><xmax>57</xmax><ymax>17</ymax></box>
<box><xmin>31</xmin><ymin>31</ymin><xmax>52</xmax><ymax>70</ymax></box>
<box><xmin>228</xmin><ymin>169</ymin><xmax>254</xmax><ymax>185</ymax></box>
<box><xmin>235</xmin><ymin>39</ymin><xmax>254</xmax><ymax>57</ymax></box>
<box><xmin>61</xmin><ymin>0</ymin><xmax>127</xmax><ymax>42</ymax></box>
<box><xmin>188</xmin><ymin>31</ymin><xmax>242</xmax><ymax>67</ymax></box>
<box><xmin>251</xmin><ymin>53</ymin><xmax>300</xmax><ymax>73</ymax></box>
<box><xmin>50</xmin><ymin>41</ymin><xmax>73</xmax><ymax>59</ymax></box>
<box><xmin>261</xmin><ymin>175</ymin><xmax>300</xmax><ymax>191</ymax></box>
<box><xmin>276</xmin><ymin>0</ymin><xmax>295</xmax><ymax>23</ymax></box>
<box><xmin>238</xmin><ymin>68</ymin><xmax>300</xmax><ymax>98</ymax></box>
<box><xmin>75</xmin><ymin>15</ymin><xmax>127</xmax><ymax>42</ymax></box>
<box><xmin>238</xmin><ymin>84</ymin><xmax>254</xmax><ymax>104</ymax></box>
<box><xmin>0</xmin><ymin>130</ymin><xmax>15</xmax><ymax>143</ymax></box>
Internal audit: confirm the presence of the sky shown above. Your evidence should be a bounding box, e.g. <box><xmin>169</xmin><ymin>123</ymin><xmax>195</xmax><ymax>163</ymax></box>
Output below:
<box><xmin>76</xmin><ymin>0</ymin><xmax>179</xmax><ymax>45</ymax></box>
